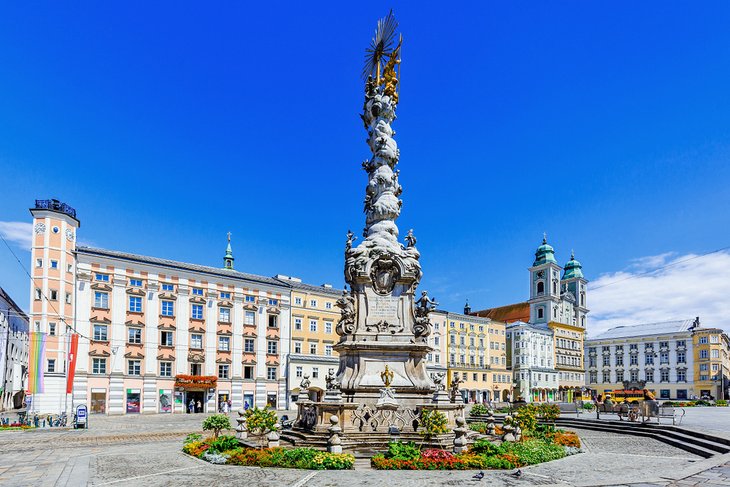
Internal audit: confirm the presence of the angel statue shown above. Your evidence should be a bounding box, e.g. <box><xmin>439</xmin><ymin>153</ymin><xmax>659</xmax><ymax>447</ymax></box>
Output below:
<box><xmin>404</xmin><ymin>228</ymin><xmax>417</xmax><ymax>248</ymax></box>
<box><xmin>415</xmin><ymin>290</ymin><xmax>438</xmax><ymax>317</ymax></box>
<box><xmin>325</xmin><ymin>368</ymin><xmax>340</xmax><ymax>390</ymax></box>
<box><xmin>345</xmin><ymin>229</ymin><xmax>357</xmax><ymax>251</ymax></box>
<box><xmin>431</xmin><ymin>371</ymin><xmax>446</xmax><ymax>392</ymax></box>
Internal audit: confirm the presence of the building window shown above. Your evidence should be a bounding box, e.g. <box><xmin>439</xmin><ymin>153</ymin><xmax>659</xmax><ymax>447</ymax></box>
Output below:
<box><xmin>93</xmin><ymin>324</ymin><xmax>108</xmax><ymax>341</ymax></box>
<box><xmin>191</xmin><ymin>304</ymin><xmax>204</xmax><ymax>320</ymax></box>
<box><xmin>294</xmin><ymin>341</ymin><xmax>302</xmax><ymax>354</ymax></box>
<box><xmin>645</xmin><ymin>354</ymin><xmax>654</xmax><ymax>365</ymax></box>
<box><xmin>220</xmin><ymin>291</ymin><xmax>231</xmax><ymax>299</ymax></box>
<box><xmin>244</xmin><ymin>366</ymin><xmax>254</xmax><ymax>380</ymax></box>
<box><xmin>160</xmin><ymin>331</ymin><xmax>174</xmax><ymax>346</ymax></box>
<box><xmin>128</xmin><ymin>328</ymin><xmax>142</xmax><ymax>344</ymax></box>
<box><xmin>615</xmin><ymin>355</ymin><xmax>623</xmax><ymax>366</ymax></box>
<box><xmin>245</xmin><ymin>295</ymin><xmax>256</xmax><ymax>303</ymax></box>
<box><xmin>267</xmin><ymin>341</ymin><xmax>278</xmax><ymax>355</ymax></box>
<box><xmin>310</xmin><ymin>300</ymin><xmax>317</xmax><ymax>307</ymax></box>
<box><xmin>92</xmin><ymin>358</ymin><xmax>106</xmax><ymax>374</ymax></box>
<box><xmin>128</xmin><ymin>360</ymin><xmax>141</xmax><ymax>376</ymax></box>
<box><xmin>36</xmin><ymin>258</ymin><xmax>43</xmax><ymax>268</ymax></box>
<box><xmin>630</xmin><ymin>370</ymin><xmax>639</xmax><ymax>382</ymax></box>
<box><xmin>325</xmin><ymin>302</ymin><xmax>332</xmax><ymax>309</ymax></box>
<box><xmin>325</xmin><ymin>345</ymin><xmax>333</xmax><ymax>356</ymax></box>
<box><xmin>50</xmin><ymin>290</ymin><xmax>58</xmax><ymax>301</ymax></box>
<box><xmin>50</xmin><ymin>260</ymin><xmax>58</xmax><ymax>269</ymax></box>
<box><xmin>659</xmin><ymin>352</ymin><xmax>669</xmax><ymax>364</ymax></box>
<box><xmin>602</xmin><ymin>371</ymin><xmax>610</xmax><ymax>382</ymax></box>
<box><xmin>325</xmin><ymin>322</ymin><xmax>332</xmax><ymax>334</ymax></box>
<box><xmin>244</xmin><ymin>338</ymin><xmax>255</xmax><ymax>353</ymax></box>
<box><xmin>268</xmin><ymin>315</ymin><xmax>278</xmax><ymax>328</ymax></box>
<box><xmin>630</xmin><ymin>355</ymin><xmax>638</xmax><ymax>366</ymax></box>
<box><xmin>65</xmin><ymin>292</ymin><xmax>72</xmax><ymax>304</ymax></box>
<box><xmin>616</xmin><ymin>371</ymin><xmax>624</xmax><ymax>382</ymax></box>
<box><xmin>294</xmin><ymin>318</ymin><xmax>302</xmax><ymax>330</ymax></box>
<box><xmin>698</xmin><ymin>336</ymin><xmax>708</xmax><ymax>344</ymax></box>
<box><xmin>660</xmin><ymin>370</ymin><xmax>670</xmax><ymax>382</ymax></box>
<box><xmin>95</xmin><ymin>273</ymin><xmax>109</xmax><ymax>282</ymax></box>
<box><xmin>309</xmin><ymin>320</ymin><xmax>317</xmax><ymax>332</ymax></box>
<box><xmin>296</xmin><ymin>366</ymin><xmax>303</xmax><ymax>378</ymax></box>
<box><xmin>536</xmin><ymin>281</ymin><xmax>545</xmax><ymax>295</ymax></box>
<box><xmin>537</xmin><ymin>307</ymin><xmax>544</xmax><ymax>319</ymax></box>
<box><xmin>160</xmin><ymin>361</ymin><xmax>172</xmax><ymax>377</ymax></box>
<box><xmin>192</xmin><ymin>288</ymin><xmax>204</xmax><ymax>296</ymax></box>
<box><xmin>645</xmin><ymin>370</ymin><xmax>654</xmax><ymax>382</ymax></box>
<box><xmin>219</xmin><ymin>307</ymin><xmax>231</xmax><ymax>323</ymax></box>
<box><xmin>129</xmin><ymin>279</ymin><xmax>142</xmax><ymax>287</ymax></box>
<box><xmin>245</xmin><ymin>311</ymin><xmax>255</xmax><ymax>325</ymax></box>
<box><xmin>267</xmin><ymin>367</ymin><xmax>277</xmax><ymax>380</ymax></box>
<box><xmin>312</xmin><ymin>367</ymin><xmax>319</xmax><ymax>379</ymax></box>
<box><xmin>190</xmin><ymin>334</ymin><xmax>203</xmax><ymax>349</ymax></box>
<box><xmin>34</xmin><ymin>288</ymin><xmax>41</xmax><ymax>300</ymax></box>
<box><xmin>47</xmin><ymin>359</ymin><xmax>56</xmax><ymax>373</ymax></box>
<box><xmin>129</xmin><ymin>296</ymin><xmax>142</xmax><ymax>313</ymax></box>
<box><xmin>677</xmin><ymin>369</ymin><xmax>686</xmax><ymax>382</ymax></box>
<box><xmin>218</xmin><ymin>364</ymin><xmax>230</xmax><ymax>379</ymax></box>
<box><xmin>712</xmin><ymin>349</ymin><xmax>720</xmax><ymax>359</ymax></box>
<box><xmin>295</xmin><ymin>297</ymin><xmax>302</xmax><ymax>305</ymax></box>
<box><xmin>218</xmin><ymin>336</ymin><xmax>230</xmax><ymax>351</ymax></box>
<box><xmin>268</xmin><ymin>298</ymin><xmax>278</xmax><ymax>306</ymax></box>
<box><xmin>49</xmin><ymin>322</ymin><xmax>56</xmax><ymax>336</ymax></box>
<box><xmin>161</xmin><ymin>300</ymin><xmax>174</xmax><ymax>316</ymax></box>
<box><xmin>309</xmin><ymin>343</ymin><xmax>318</xmax><ymax>355</ymax></box>
<box><xmin>162</xmin><ymin>283</ymin><xmax>174</xmax><ymax>291</ymax></box>
<box><xmin>94</xmin><ymin>292</ymin><xmax>109</xmax><ymax>309</ymax></box>
<box><xmin>700</xmin><ymin>350</ymin><xmax>709</xmax><ymax>359</ymax></box>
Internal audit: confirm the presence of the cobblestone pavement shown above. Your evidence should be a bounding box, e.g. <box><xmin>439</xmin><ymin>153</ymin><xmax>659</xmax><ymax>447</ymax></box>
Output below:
<box><xmin>1</xmin><ymin>412</ymin><xmax>730</xmax><ymax>486</ymax></box>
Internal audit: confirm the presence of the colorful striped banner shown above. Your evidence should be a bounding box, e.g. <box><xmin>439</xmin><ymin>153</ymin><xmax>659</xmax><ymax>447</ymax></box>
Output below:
<box><xmin>28</xmin><ymin>332</ymin><xmax>46</xmax><ymax>394</ymax></box>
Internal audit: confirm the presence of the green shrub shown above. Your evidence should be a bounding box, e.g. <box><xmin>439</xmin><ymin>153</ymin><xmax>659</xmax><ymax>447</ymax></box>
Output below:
<box><xmin>470</xmin><ymin>404</ymin><xmax>490</xmax><ymax>416</ymax></box>
<box><xmin>582</xmin><ymin>402</ymin><xmax>595</xmax><ymax>410</ymax></box>
<box><xmin>695</xmin><ymin>400</ymin><xmax>711</xmax><ymax>407</ymax></box>
<box><xmin>538</xmin><ymin>404</ymin><xmax>560</xmax><ymax>422</ymax></box>
<box><xmin>502</xmin><ymin>439</ymin><xmax>566</xmax><ymax>465</ymax></box>
<box><xmin>184</xmin><ymin>433</ymin><xmax>203</xmax><ymax>445</ymax></box>
<box><xmin>420</xmin><ymin>409</ymin><xmax>449</xmax><ymax>440</ymax></box>
<box><xmin>662</xmin><ymin>401</ymin><xmax>676</xmax><ymax>407</ymax></box>
<box><xmin>716</xmin><ymin>399</ymin><xmax>727</xmax><ymax>407</ymax></box>
<box><xmin>469</xmin><ymin>422</ymin><xmax>488</xmax><ymax>434</ymax></box>
<box><xmin>225</xmin><ymin>447</ymin><xmax>354</xmax><ymax>469</ymax></box>
<box><xmin>208</xmin><ymin>435</ymin><xmax>240</xmax><ymax>453</ymax></box>
<box><xmin>202</xmin><ymin>414</ymin><xmax>231</xmax><ymax>439</ymax></box>
<box><xmin>385</xmin><ymin>441</ymin><xmax>421</xmax><ymax>461</ymax></box>
<box><xmin>470</xmin><ymin>439</ymin><xmax>503</xmax><ymax>456</ymax></box>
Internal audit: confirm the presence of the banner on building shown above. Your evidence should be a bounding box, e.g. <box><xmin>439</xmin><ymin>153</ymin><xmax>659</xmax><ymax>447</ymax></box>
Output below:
<box><xmin>28</xmin><ymin>332</ymin><xmax>46</xmax><ymax>394</ymax></box>
<box><xmin>66</xmin><ymin>333</ymin><xmax>79</xmax><ymax>394</ymax></box>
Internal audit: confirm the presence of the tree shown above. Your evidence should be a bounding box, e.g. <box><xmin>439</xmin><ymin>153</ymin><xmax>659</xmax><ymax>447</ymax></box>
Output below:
<box><xmin>202</xmin><ymin>414</ymin><xmax>231</xmax><ymax>439</ymax></box>
<box><xmin>244</xmin><ymin>406</ymin><xmax>279</xmax><ymax>447</ymax></box>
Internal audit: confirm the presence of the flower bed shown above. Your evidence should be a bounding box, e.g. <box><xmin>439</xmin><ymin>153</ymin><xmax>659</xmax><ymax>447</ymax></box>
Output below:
<box><xmin>182</xmin><ymin>434</ymin><xmax>354</xmax><ymax>470</ymax></box>
<box><xmin>371</xmin><ymin>433</ymin><xmax>581</xmax><ymax>470</ymax></box>
<box><xmin>0</xmin><ymin>423</ymin><xmax>33</xmax><ymax>431</ymax></box>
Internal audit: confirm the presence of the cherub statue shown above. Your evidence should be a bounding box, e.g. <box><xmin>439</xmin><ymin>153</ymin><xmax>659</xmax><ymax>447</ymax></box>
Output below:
<box><xmin>300</xmin><ymin>374</ymin><xmax>311</xmax><ymax>390</ymax></box>
<box><xmin>450</xmin><ymin>374</ymin><xmax>463</xmax><ymax>403</ymax></box>
<box><xmin>325</xmin><ymin>368</ymin><xmax>340</xmax><ymax>390</ymax></box>
<box><xmin>345</xmin><ymin>229</ymin><xmax>357</xmax><ymax>251</ymax></box>
<box><xmin>404</xmin><ymin>228</ymin><xmax>417</xmax><ymax>248</ymax></box>
<box><xmin>431</xmin><ymin>371</ymin><xmax>446</xmax><ymax>392</ymax></box>
<box><xmin>415</xmin><ymin>290</ymin><xmax>438</xmax><ymax>317</ymax></box>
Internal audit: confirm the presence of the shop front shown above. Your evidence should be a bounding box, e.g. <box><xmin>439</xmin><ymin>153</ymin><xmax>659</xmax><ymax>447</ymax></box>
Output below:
<box><xmin>91</xmin><ymin>388</ymin><xmax>106</xmax><ymax>414</ymax></box>
<box><xmin>174</xmin><ymin>374</ymin><xmax>217</xmax><ymax>413</ymax></box>
<box><xmin>126</xmin><ymin>389</ymin><xmax>141</xmax><ymax>414</ymax></box>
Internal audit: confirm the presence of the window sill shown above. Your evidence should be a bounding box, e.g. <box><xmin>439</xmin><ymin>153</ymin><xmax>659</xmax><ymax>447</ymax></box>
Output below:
<box><xmin>92</xmin><ymin>307</ymin><xmax>110</xmax><ymax>311</ymax></box>
<box><xmin>160</xmin><ymin>314</ymin><xmax>176</xmax><ymax>319</ymax></box>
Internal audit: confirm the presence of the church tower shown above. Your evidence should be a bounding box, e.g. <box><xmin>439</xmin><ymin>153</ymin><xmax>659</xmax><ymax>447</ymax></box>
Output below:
<box><xmin>528</xmin><ymin>234</ymin><xmax>562</xmax><ymax>325</ymax></box>
<box><xmin>223</xmin><ymin>232</ymin><xmax>234</xmax><ymax>270</ymax></box>
<box><xmin>562</xmin><ymin>251</ymin><xmax>589</xmax><ymax>328</ymax></box>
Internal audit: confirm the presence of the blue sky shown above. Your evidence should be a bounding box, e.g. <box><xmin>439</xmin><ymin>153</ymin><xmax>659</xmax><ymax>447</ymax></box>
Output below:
<box><xmin>1</xmin><ymin>2</ymin><xmax>729</xmax><ymax>333</ymax></box>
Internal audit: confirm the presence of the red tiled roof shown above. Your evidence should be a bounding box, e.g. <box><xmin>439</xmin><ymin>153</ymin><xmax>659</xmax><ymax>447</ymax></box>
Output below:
<box><xmin>472</xmin><ymin>302</ymin><xmax>530</xmax><ymax>323</ymax></box>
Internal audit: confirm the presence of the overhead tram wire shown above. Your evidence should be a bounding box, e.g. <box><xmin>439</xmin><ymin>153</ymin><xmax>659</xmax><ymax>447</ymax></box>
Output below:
<box><xmin>0</xmin><ymin>233</ymin><xmax>92</xmax><ymax>342</ymax></box>
<box><xmin>589</xmin><ymin>245</ymin><xmax>730</xmax><ymax>291</ymax></box>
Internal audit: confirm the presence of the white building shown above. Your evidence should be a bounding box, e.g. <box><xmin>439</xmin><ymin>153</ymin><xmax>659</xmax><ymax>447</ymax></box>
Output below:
<box><xmin>0</xmin><ymin>287</ymin><xmax>29</xmax><ymax>411</ymax></box>
<box><xmin>507</xmin><ymin>321</ymin><xmax>558</xmax><ymax>402</ymax></box>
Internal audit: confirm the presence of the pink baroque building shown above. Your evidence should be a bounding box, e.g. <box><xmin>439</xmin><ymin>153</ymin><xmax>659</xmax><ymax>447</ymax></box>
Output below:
<box><xmin>30</xmin><ymin>199</ymin><xmax>292</xmax><ymax>414</ymax></box>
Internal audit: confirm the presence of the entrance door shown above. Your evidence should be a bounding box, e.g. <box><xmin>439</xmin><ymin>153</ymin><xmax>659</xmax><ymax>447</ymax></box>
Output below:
<box><xmin>186</xmin><ymin>391</ymin><xmax>205</xmax><ymax>413</ymax></box>
<box><xmin>91</xmin><ymin>391</ymin><xmax>107</xmax><ymax>414</ymax></box>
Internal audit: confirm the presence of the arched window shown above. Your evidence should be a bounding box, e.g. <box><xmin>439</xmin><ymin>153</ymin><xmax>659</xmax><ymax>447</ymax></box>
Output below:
<box><xmin>536</xmin><ymin>281</ymin><xmax>545</xmax><ymax>295</ymax></box>
<box><xmin>552</xmin><ymin>281</ymin><xmax>558</xmax><ymax>294</ymax></box>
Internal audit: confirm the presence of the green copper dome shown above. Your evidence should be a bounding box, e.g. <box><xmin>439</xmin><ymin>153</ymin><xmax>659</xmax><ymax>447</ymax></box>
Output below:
<box><xmin>563</xmin><ymin>251</ymin><xmax>583</xmax><ymax>279</ymax></box>
<box><xmin>533</xmin><ymin>234</ymin><xmax>558</xmax><ymax>266</ymax></box>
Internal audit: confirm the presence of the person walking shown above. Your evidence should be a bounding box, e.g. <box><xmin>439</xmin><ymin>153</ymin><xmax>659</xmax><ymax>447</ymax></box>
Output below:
<box><xmin>196</xmin><ymin>400</ymin><xmax>202</xmax><ymax>413</ymax></box>
<box><xmin>188</xmin><ymin>399</ymin><xmax>194</xmax><ymax>414</ymax></box>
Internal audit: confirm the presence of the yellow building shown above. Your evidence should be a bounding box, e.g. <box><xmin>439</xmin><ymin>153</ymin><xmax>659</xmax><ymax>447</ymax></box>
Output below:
<box><xmin>548</xmin><ymin>321</ymin><xmax>586</xmax><ymax>401</ymax></box>
<box><xmin>278</xmin><ymin>276</ymin><xmax>342</xmax><ymax>407</ymax></box>
<box><xmin>445</xmin><ymin>308</ymin><xmax>509</xmax><ymax>403</ymax></box>
<box><xmin>692</xmin><ymin>326</ymin><xmax>730</xmax><ymax>400</ymax></box>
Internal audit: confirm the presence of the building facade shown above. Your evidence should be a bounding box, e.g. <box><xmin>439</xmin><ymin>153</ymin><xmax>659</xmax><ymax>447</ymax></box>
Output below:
<box><xmin>507</xmin><ymin>321</ymin><xmax>558</xmax><ymax>402</ymax></box>
<box><xmin>445</xmin><ymin>308</ymin><xmax>508</xmax><ymax>403</ymax></box>
<box><xmin>585</xmin><ymin>319</ymin><xmax>730</xmax><ymax>401</ymax></box>
<box><xmin>0</xmin><ymin>287</ymin><xmax>29</xmax><ymax>411</ymax></box>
